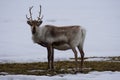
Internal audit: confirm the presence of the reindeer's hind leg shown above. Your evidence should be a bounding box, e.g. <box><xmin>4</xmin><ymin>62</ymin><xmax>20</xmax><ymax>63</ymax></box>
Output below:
<box><xmin>78</xmin><ymin>45</ymin><xmax>85</xmax><ymax>72</ymax></box>
<box><xmin>70</xmin><ymin>46</ymin><xmax>78</xmax><ymax>71</ymax></box>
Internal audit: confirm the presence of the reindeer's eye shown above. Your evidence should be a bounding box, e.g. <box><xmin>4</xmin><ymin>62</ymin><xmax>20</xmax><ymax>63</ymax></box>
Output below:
<box><xmin>40</xmin><ymin>21</ymin><xmax>43</xmax><ymax>24</ymax></box>
<box><xmin>27</xmin><ymin>21</ymin><xmax>32</xmax><ymax>26</ymax></box>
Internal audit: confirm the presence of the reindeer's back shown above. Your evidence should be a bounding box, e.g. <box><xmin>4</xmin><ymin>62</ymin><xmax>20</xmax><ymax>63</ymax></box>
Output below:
<box><xmin>44</xmin><ymin>25</ymin><xmax>80</xmax><ymax>38</ymax></box>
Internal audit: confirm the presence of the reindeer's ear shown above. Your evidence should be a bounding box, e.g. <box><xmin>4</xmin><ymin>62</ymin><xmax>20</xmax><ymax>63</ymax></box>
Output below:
<box><xmin>37</xmin><ymin>21</ymin><xmax>43</xmax><ymax>27</ymax></box>
<box><xmin>27</xmin><ymin>21</ymin><xmax>32</xmax><ymax>26</ymax></box>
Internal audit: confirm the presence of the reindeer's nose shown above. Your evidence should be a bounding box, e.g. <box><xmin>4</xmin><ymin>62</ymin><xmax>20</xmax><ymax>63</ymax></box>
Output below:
<box><xmin>32</xmin><ymin>26</ymin><xmax>36</xmax><ymax>34</ymax></box>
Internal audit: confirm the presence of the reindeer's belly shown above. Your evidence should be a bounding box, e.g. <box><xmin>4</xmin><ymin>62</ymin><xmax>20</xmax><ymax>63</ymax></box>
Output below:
<box><xmin>53</xmin><ymin>44</ymin><xmax>70</xmax><ymax>50</ymax></box>
<box><xmin>53</xmin><ymin>41</ymin><xmax>70</xmax><ymax>50</ymax></box>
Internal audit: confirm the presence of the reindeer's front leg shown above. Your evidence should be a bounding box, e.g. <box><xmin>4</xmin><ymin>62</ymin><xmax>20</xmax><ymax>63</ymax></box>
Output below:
<box><xmin>50</xmin><ymin>44</ymin><xmax>54</xmax><ymax>70</ymax></box>
<box><xmin>47</xmin><ymin>44</ymin><xmax>54</xmax><ymax>70</ymax></box>
<box><xmin>47</xmin><ymin>46</ymin><xmax>51</xmax><ymax>69</ymax></box>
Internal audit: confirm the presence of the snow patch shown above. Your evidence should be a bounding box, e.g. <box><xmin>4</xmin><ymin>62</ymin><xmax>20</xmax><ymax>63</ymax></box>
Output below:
<box><xmin>0</xmin><ymin>71</ymin><xmax>120</xmax><ymax>80</ymax></box>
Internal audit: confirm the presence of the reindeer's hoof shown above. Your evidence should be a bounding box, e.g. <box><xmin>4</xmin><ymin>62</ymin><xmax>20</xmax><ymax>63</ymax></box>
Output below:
<box><xmin>47</xmin><ymin>68</ymin><xmax>54</xmax><ymax>71</ymax></box>
<box><xmin>72</xmin><ymin>68</ymin><xmax>79</xmax><ymax>74</ymax></box>
<box><xmin>79</xmin><ymin>70</ymin><xmax>83</xmax><ymax>73</ymax></box>
<box><xmin>79</xmin><ymin>68</ymin><xmax>84</xmax><ymax>73</ymax></box>
<box><xmin>74</xmin><ymin>70</ymin><xmax>79</xmax><ymax>74</ymax></box>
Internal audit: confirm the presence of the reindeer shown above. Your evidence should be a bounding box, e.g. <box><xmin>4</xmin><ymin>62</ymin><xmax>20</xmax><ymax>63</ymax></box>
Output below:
<box><xmin>26</xmin><ymin>5</ymin><xmax>86</xmax><ymax>72</ymax></box>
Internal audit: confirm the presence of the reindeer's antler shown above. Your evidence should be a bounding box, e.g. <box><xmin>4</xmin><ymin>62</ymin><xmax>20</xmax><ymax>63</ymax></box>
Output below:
<box><xmin>26</xmin><ymin>6</ymin><xmax>33</xmax><ymax>21</ymax></box>
<box><xmin>38</xmin><ymin>5</ymin><xmax>43</xmax><ymax>21</ymax></box>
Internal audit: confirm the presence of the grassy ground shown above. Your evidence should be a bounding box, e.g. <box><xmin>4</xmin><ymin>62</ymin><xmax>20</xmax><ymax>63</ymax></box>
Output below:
<box><xmin>0</xmin><ymin>56</ymin><xmax>120</xmax><ymax>76</ymax></box>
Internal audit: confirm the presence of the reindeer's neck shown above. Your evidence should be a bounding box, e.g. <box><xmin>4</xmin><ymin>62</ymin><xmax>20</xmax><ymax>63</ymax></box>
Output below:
<box><xmin>32</xmin><ymin>26</ymin><xmax>46</xmax><ymax>43</ymax></box>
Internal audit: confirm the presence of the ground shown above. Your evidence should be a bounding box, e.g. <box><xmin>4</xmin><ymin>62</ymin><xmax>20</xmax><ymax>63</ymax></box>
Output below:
<box><xmin>0</xmin><ymin>56</ymin><xmax>120</xmax><ymax>80</ymax></box>
<box><xmin>0</xmin><ymin>56</ymin><xmax>120</xmax><ymax>76</ymax></box>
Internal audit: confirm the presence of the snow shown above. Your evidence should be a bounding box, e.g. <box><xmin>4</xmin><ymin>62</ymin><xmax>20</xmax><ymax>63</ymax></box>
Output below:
<box><xmin>0</xmin><ymin>0</ymin><xmax>120</xmax><ymax>63</ymax></box>
<box><xmin>85</xmin><ymin>57</ymin><xmax>110</xmax><ymax>61</ymax></box>
<box><xmin>0</xmin><ymin>71</ymin><xmax>120</xmax><ymax>80</ymax></box>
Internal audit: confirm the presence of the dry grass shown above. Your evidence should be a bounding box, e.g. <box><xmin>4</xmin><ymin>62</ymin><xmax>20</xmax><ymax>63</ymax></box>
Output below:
<box><xmin>0</xmin><ymin>59</ymin><xmax>120</xmax><ymax>76</ymax></box>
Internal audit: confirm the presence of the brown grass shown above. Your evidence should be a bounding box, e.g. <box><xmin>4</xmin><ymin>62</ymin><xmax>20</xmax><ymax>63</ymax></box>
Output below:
<box><xmin>0</xmin><ymin>60</ymin><xmax>120</xmax><ymax>75</ymax></box>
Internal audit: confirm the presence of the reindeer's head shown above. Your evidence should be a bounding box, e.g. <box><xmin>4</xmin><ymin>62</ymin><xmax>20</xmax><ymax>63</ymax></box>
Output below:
<box><xmin>26</xmin><ymin>5</ymin><xmax>43</xmax><ymax>28</ymax></box>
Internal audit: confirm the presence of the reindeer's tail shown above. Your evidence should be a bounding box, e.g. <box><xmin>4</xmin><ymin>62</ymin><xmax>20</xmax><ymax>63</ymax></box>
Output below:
<box><xmin>79</xmin><ymin>27</ymin><xmax>86</xmax><ymax>49</ymax></box>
